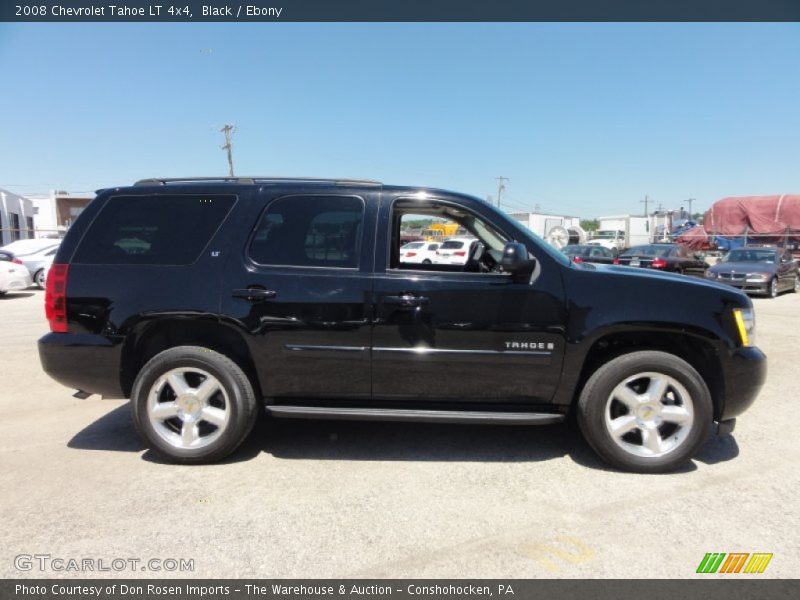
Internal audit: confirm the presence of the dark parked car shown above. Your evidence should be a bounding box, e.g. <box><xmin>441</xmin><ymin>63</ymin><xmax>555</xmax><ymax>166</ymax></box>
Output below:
<box><xmin>617</xmin><ymin>243</ymin><xmax>708</xmax><ymax>275</ymax></box>
<box><xmin>561</xmin><ymin>244</ymin><xmax>616</xmax><ymax>264</ymax></box>
<box><xmin>706</xmin><ymin>246</ymin><xmax>799</xmax><ymax>298</ymax></box>
<box><xmin>38</xmin><ymin>177</ymin><xmax>766</xmax><ymax>473</ymax></box>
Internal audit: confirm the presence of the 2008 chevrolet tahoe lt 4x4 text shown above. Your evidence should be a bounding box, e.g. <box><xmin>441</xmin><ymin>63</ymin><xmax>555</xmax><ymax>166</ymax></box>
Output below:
<box><xmin>38</xmin><ymin>177</ymin><xmax>767</xmax><ymax>472</ymax></box>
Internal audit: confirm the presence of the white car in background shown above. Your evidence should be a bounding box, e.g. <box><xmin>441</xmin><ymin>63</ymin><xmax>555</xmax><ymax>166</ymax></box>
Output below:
<box><xmin>0</xmin><ymin>238</ymin><xmax>61</xmax><ymax>289</ymax></box>
<box><xmin>0</xmin><ymin>260</ymin><xmax>33</xmax><ymax>296</ymax></box>
<box><xmin>399</xmin><ymin>241</ymin><xmax>440</xmax><ymax>264</ymax></box>
<box><xmin>432</xmin><ymin>237</ymin><xmax>477</xmax><ymax>266</ymax></box>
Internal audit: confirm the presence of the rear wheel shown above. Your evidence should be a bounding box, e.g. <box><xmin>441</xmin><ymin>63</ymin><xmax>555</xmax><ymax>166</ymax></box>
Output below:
<box><xmin>34</xmin><ymin>269</ymin><xmax>46</xmax><ymax>289</ymax></box>
<box><xmin>422</xmin><ymin>259</ymin><xmax>432</xmax><ymax>264</ymax></box>
<box><xmin>131</xmin><ymin>346</ymin><xmax>258</xmax><ymax>464</ymax></box>
<box><xmin>577</xmin><ymin>351</ymin><xmax>712</xmax><ymax>473</ymax></box>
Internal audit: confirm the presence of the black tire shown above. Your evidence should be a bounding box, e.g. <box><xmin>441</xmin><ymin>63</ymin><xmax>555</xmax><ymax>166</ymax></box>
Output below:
<box><xmin>131</xmin><ymin>346</ymin><xmax>258</xmax><ymax>464</ymax></box>
<box><xmin>769</xmin><ymin>277</ymin><xmax>778</xmax><ymax>298</ymax></box>
<box><xmin>422</xmin><ymin>259</ymin><xmax>432</xmax><ymax>264</ymax></box>
<box><xmin>793</xmin><ymin>275</ymin><xmax>799</xmax><ymax>294</ymax></box>
<box><xmin>577</xmin><ymin>350</ymin><xmax>712</xmax><ymax>473</ymax></box>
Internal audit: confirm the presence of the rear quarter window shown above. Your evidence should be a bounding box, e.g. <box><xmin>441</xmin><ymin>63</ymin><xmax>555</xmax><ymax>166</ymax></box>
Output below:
<box><xmin>72</xmin><ymin>194</ymin><xmax>236</xmax><ymax>265</ymax></box>
<box><xmin>248</xmin><ymin>195</ymin><xmax>364</xmax><ymax>268</ymax></box>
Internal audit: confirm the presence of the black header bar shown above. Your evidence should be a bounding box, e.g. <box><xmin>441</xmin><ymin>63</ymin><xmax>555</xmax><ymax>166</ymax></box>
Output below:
<box><xmin>3</xmin><ymin>579</ymin><xmax>800</xmax><ymax>600</ymax></box>
<box><xmin>3</xmin><ymin>1</ymin><xmax>800</xmax><ymax>22</ymax></box>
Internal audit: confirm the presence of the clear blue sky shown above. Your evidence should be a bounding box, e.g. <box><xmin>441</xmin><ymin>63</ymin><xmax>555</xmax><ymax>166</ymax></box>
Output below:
<box><xmin>1</xmin><ymin>23</ymin><xmax>798</xmax><ymax>217</ymax></box>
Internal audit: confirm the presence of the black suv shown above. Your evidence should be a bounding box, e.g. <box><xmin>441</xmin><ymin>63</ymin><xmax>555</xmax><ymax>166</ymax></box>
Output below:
<box><xmin>39</xmin><ymin>177</ymin><xmax>766</xmax><ymax>472</ymax></box>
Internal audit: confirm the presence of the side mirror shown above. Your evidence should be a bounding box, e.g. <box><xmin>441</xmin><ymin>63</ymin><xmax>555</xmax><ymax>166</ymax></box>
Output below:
<box><xmin>501</xmin><ymin>242</ymin><xmax>535</xmax><ymax>281</ymax></box>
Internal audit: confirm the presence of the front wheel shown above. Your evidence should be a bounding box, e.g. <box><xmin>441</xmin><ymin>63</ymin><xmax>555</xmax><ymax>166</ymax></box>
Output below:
<box><xmin>577</xmin><ymin>351</ymin><xmax>712</xmax><ymax>473</ymax></box>
<box><xmin>769</xmin><ymin>277</ymin><xmax>778</xmax><ymax>298</ymax></box>
<box><xmin>131</xmin><ymin>346</ymin><xmax>258</xmax><ymax>464</ymax></box>
<box><xmin>792</xmin><ymin>275</ymin><xmax>799</xmax><ymax>294</ymax></box>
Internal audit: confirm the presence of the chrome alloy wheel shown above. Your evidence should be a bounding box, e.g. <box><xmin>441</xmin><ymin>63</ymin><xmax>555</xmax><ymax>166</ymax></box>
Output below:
<box><xmin>147</xmin><ymin>368</ymin><xmax>230</xmax><ymax>450</ymax></box>
<box><xmin>770</xmin><ymin>278</ymin><xmax>778</xmax><ymax>298</ymax></box>
<box><xmin>604</xmin><ymin>371</ymin><xmax>694</xmax><ymax>458</ymax></box>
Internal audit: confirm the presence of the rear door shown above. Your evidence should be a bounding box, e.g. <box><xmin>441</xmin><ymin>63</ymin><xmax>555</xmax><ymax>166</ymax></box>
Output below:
<box><xmin>220</xmin><ymin>188</ymin><xmax>377</xmax><ymax>400</ymax></box>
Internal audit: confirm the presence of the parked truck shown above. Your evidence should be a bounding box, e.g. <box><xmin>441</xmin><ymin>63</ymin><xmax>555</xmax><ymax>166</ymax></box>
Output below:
<box><xmin>587</xmin><ymin>215</ymin><xmax>651</xmax><ymax>252</ymax></box>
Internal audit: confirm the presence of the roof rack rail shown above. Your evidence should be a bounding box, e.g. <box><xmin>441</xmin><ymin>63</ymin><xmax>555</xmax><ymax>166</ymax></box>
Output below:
<box><xmin>133</xmin><ymin>176</ymin><xmax>382</xmax><ymax>187</ymax></box>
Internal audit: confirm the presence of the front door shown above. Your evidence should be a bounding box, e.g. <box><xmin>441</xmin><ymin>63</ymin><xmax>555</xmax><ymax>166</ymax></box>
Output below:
<box><xmin>221</xmin><ymin>190</ymin><xmax>377</xmax><ymax>400</ymax></box>
<box><xmin>371</xmin><ymin>194</ymin><xmax>566</xmax><ymax>403</ymax></box>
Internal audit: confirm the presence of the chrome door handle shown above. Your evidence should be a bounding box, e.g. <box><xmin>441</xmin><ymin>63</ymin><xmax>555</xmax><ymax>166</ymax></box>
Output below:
<box><xmin>232</xmin><ymin>288</ymin><xmax>277</xmax><ymax>302</ymax></box>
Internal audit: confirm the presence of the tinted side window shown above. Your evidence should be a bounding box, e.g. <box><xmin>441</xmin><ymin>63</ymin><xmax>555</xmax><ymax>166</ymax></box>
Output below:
<box><xmin>73</xmin><ymin>194</ymin><xmax>236</xmax><ymax>265</ymax></box>
<box><xmin>249</xmin><ymin>195</ymin><xmax>364</xmax><ymax>268</ymax></box>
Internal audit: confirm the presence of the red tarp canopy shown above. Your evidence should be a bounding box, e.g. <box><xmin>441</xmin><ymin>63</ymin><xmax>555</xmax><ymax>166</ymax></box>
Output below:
<box><xmin>675</xmin><ymin>225</ymin><xmax>709</xmax><ymax>250</ymax></box>
<box><xmin>704</xmin><ymin>195</ymin><xmax>800</xmax><ymax>236</ymax></box>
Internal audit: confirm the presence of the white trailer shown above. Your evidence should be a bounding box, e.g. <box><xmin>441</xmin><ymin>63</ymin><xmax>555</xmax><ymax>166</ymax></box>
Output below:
<box><xmin>507</xmin><ymin>212</ymin><xmax>585</xmax><ymax>248</ymax></box>
<box><xmin>587</xmin><ymin>215</ymin><xmax>651</xmax><ymax>251</ymax></box>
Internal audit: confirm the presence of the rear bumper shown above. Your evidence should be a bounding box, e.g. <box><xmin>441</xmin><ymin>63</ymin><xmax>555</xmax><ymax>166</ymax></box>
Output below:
<box><xmin>719</xmin><ymin>346</ymin><xmax>767</xmax><ymax>420</ymax></box>
<box><xmin>38</xmin><ymin>332</ymin><xmax>126</xmax><ymax>398</ymax></box>
<box><xmin>2</xmin><ymin>271</ymin><xmax>32</xmax><ymax>291</ymax></box>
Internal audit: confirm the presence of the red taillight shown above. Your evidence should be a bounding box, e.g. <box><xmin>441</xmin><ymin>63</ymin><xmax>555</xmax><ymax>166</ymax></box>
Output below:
<box><xmin>406</xmin><ymin>251</ymin><xmax>417</xmax><ymax>257</ymax></box>
<box><xmin>612</xmin><ymin>257</ymin><xmax>620</xmax><ymax>265</ymax></box>
<box><xmin>454</xmin><ymin>251</ymin><xmax>466</xmax><ymax>256</ymax></box>
<box><xmin>45</xmin><ymin>263</ymin><xmax>69</xmax><ymax>333</ymax></box>
<box><xmin>573</xmin><ymin>255</ymin><xmax>583</xmax><ymax>263</ymax></box>
<box><xmin>651</xmin><ymin>258</ymin><xmax>667</xmax><ymax>269</ymax></box>
<box><xmin>12</xmin><ymin>257</ymin><xmax>23</xmax><ymax>265</ymax></box>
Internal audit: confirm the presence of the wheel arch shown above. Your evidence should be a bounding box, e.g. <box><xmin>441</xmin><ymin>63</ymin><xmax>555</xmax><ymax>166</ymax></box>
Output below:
<box><xmin>120</xmin><ymin>318</ymin><xmax>261</xmax><ymax>400</ymax></box>
<box><xmin>566</xmin><ymin>326</ymin><xmax>726</xmax><ymax>420</ymax></box>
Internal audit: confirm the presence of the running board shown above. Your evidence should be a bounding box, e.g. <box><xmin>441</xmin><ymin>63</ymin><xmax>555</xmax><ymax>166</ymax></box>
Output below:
<box><xmin>266</xmin><ymin>405</ymin><xmax>565</xmax><ymax>425</ymax></box>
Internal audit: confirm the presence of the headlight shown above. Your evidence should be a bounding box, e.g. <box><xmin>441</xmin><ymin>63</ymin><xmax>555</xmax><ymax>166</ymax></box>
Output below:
<box><xmin>732</xmin><ymin>307</ymin><xmax>755</xmax><ymax>347</ymax></box>
<box><xmin>705</xmin><ymin>271</ymin><xmax>718</xmax><ymax>279</ymax></box>
<box><xmin>745</xmin><ymin>273</ymin><xmax>769</xmax><ymax>282</ymax></box>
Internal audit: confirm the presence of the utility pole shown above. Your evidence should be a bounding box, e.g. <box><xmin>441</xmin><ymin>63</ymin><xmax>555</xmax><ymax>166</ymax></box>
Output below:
<box><xmin>687</xmin><ymin>198</ymin><xmax>695</xmax><ymax>217</ymax></box>
<box><xmin>220</xmin><ymin>124</ymin><xmax>236</xmax><ymax>177</ymax></box>
<box><xmin>495</xmin><ymin>177</ymin><xmax>509</xmax><ymax>209</ymax></box>
<box><xmin>640</xmin><ymin>195</ymin><xmax>650</xmax><ymax>217</ymax></box>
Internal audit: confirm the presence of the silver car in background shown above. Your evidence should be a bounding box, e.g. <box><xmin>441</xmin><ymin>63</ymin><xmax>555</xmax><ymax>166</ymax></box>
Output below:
<box><xmin>706</xmin><ymin>246</ymin><xmax>799</xmax><ymax>298</ymax></box>
<box><xmin>0</xmin><ymin>239</ymin><xmax>61</xmax><ymax>289</ymax></box>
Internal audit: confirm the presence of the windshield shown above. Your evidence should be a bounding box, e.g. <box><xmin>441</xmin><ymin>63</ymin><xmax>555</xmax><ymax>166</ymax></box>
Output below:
<box><xmin>621</xmin><ymin>245</ymin><xmax>671</xmax><ymax>257</ymax></box>
<box><xmin>722</xmin><ymin>249</ymin><xmax>777</xmax><ymax>263</ymax></box>
<box><xmin>593</xmin><ymin>230</ymin><xmax>623</xmax><ymax>239</ymax></box>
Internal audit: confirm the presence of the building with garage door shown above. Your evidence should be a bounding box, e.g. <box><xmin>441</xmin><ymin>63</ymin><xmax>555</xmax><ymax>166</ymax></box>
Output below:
<box><xmin>27</xmin><ymin>190</ymin><xmax>94</xmax><ymax>237</ymax></box>
<box><xmin>0</xmin><ymin>188</ymin><xmax>35</xmax><ymax>245</ymax></box>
